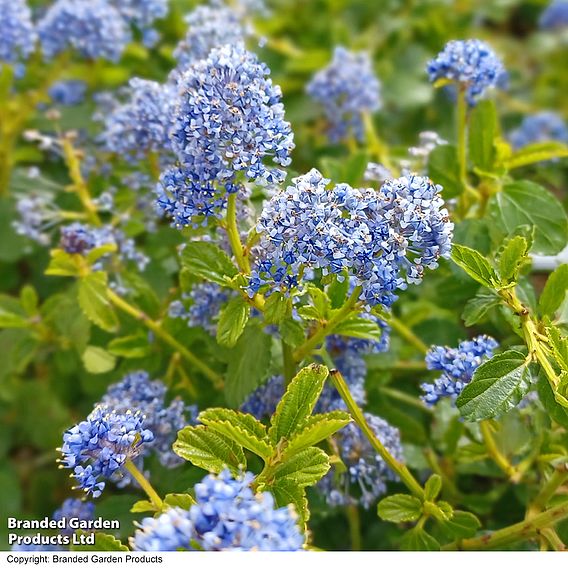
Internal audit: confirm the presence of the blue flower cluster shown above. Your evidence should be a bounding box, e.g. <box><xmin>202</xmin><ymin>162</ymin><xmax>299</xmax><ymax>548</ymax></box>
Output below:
<box><xmin>0</xmin><ymin>0</ymin><xmax>36</xmax><ymax>67</ymax></box>
<box><xmin>59</xmin><ymin>405</ymin><xmax>154</xmax><ymax>497</ymax></box>
<box><xmin>509</xmin><ymin>112</ymin><xmax>568</xmax><ymax>149</ymax></box>
<box><xmin>241</xmin><ymin>375</ymin><xmax>284</xmax><ymax>418</ymax></box>
<box><xmin>540</xmin><ymin>0</ymin><xmax>568</xmax><ymax>29</ymax></box>
<box><xmin>250</xmin><ymin>169</ymin><xmax>453</xmax><ymax>308</ymax></box>
<box><xmin>99</xmin><ymin>78</ymin><xmax>175</xmax><ymax>161</ymax></box>
<box><xmin>173</xmin><ymin>2</ymin><xmax>247</xmax><ymax>68</ymax></box>
<box><xmin>101</xmin><ymin>371</ymin><xmax>189</xmax><ymax>468</ymax></box>
<box><xmin>427</xmin><ymin>39</ymin><xmax>505</xmax><ymax>104</ymax></box>
<box><xmin>59</xmin><ymin>222</ymin><xmax>149</xmax><ymax>271</ymax></box>
<box><xmin>158</xmin><ymin>42</ymin><xmax>294</xmax><ymax>228</ymax></box>
<box><xmin>53</xmin><ymin>499</ymin><xmax>95</xmax><ymax>536</ymax></box>
<box><xmin>319</xmin><ymin>413</ymin><xmax>403</xmax><ymax>508</ymax></box>
<box><xmin>420</xmin><ymin>335</ymin><xmax>499</xmax><ymax>405</ymax></box>
<box><xmin>307</xmin><ymin>46</ymin><xmax>381</xmax><ymax>142</ymax></box>
<box><xmin>13</xmin><ymin>190</ymin><xmax>59</xmax><ymax>246</ymax></box>
<box><xmin>108</xmin><ymin>0</ymin><xmax>167</xmax><ymax>33</ymax></box>
<box><xmin>49</xmin><ymin>80</ymin><xmax>87</xmax><ymax>106</ymax></box>
<box><xmin>132</xmin><ymin>469</ymin><xmax>304</xmax><ymax>551</ymax></box>
<box><xmin>169</xmin><ymin>282</ymin><xmax>232</xmax><ymax>336</ymax></box>
<box><xmin>131</xmin><ymin>506</ymin><xmax>194</xmax><ymax>551</ymax></box>
<box><xmin>38</xmin><ymin>0</ymin><xmax>131</xmax><ymax>62</ymax></box>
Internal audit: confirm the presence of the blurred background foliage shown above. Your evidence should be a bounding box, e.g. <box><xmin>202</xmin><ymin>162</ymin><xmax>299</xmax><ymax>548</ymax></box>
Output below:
<box><xmin>0</xmin><ymin>0</ymin><xmax>567</xmax><ymax>550</ymax></box>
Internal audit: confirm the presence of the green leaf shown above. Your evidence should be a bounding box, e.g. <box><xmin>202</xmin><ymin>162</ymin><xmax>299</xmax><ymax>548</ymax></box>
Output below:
<box><xmin>264</xmin><ymin>292</ymin><xmax>292</xmax><ymax>325</ymax></box>
<box><xmin>328</xmin><ymin>272</ymin><xmax>349</xmax><ymax>309</ymax></box>
<box><xmin>78</xmin><ymin>272</ymin><xmax>119</xmax><ymax>332</ymax></box>
<box><xmin>82</xmin><ymin>345</ymin><xmax>116</xmax><ymax>374</ymax></box>
<box><xmin>279</xmin><ymin>318</ymin><xmax>305</xmax><ymax>348</ymax></box>
<box><xmin>334</xmin><ymin>315</ymin><xmax>383</xmax><ymax>341</ymax></box>
<box><xmin>180</xmin><ymin>241</ymin><xmax>238</xmax><ymax>286</ymax></box>
<box><xmin>469</xmin><ymin>100</ymin><xmax>498</xmax><ymax>172</ymax></box>
<box><xmin>504</xmin><ymin>141</ymin><xmax>568</xmax><ymax>169</ymax></box>
<box><xmin>438</xmin><ymin>510</ymin><xmax>481</xmax><ymax>539</ymax></box>
<box><xmin>20</xmin><ymin>285</ymin><xmax>39</xmax><ymax>316</ymax></box>
<box><xmin>451</xmin><ymin>244</ymin><xmax>499</xmax><ymax>288</ymax></box>
<box><xmin>130</xmin><ymin>500</ymin><xmax>156</xmax><ymax>513</ymax></box>
<box><xmin>546</xmin><ymin>326</ymin><xmax>568</xmax><ymax>372</ymax></box>
<box><xmin>497</xmin><ymin>235</ymin><xmax>529</xmax><ymax>285</ymax></box>
<box><xmin>269</xmin><ymin>364</ymin><xmax>329</xmax><ymax>443</ymax></box>
<box><xmin>173</xmin><ymin>425</ymin><xmax>246</xmax><ymax>475</ymax></box>
<box><xmin>400</xmin><ymin>527</ymin><xmax>440</xmax><ymax>551</ymax></box>
<box><xmin>343</xmin><ymin>150</ymin><xmax>369</xmax><ymax>185</ymax></box>
<box><xmin>281</xmin><ymin>411</ymin><xmax>351</xmax><ymax>458</ymax></box>
<box><xmin>271</xmin><ymin>446</ymin><xmax>330</xmax><ymax>487</ymax></box>
<box><xmin>164</xmin><ymin>493</ymin><xmax>195</xmax><ymax>510</ymax></box>
<box><xmin>424</xmin><ymin>474</ymin><xmax>442</xmax><ymax>501</ymax></box>
<box><xmin>428</xmin><ymin>144</ymin><xmax>461</xmax><ymax>198</ymax></box>
<box><xmin>216</xmin><ymin>296</ymin><xmax>250</xmax><ymax>348</ymax></box>
<box><xmin>107</xmin><ymin>332</ymin><xmax>150</xmax><ymax>359</ymax></box>
<box><xmin>423</xmin><ymin>500</ymin><xmax>452</xmax><ymax>522</ymax></box>
<box><xmin>377</xmin><ymin>494</ymin><xmax>423</xmax><ymax>523</ymax></box>
<box><xmin>85</xmin><ymin>243</ymin><xmax>117</xmax><ymax>266</ymax></box>
<box><xmin>537</xmin><ymin>374</ymin><xmax>568</xmax><ymax>428</ymax></box>
<box><xmin>270</xmin><ymin>480</ymin><xmax>310</xmax><ymax>525</ymax></box>
<box><xmin>45</xmin><ymin>249</ymin><xmax>82</xmax><ymax>277</ymax></box>
<box><xmin>225</xmin><ymin>325</ymin><xmax>272</xmax><ymax>407</ymax></box>
<box><xmin>456</xmin><ymin>351</ymin><xmax>532</xmax><ymax>421</ymax></box>
<box><xmin>71</xmin><ymin>533</ymin><xmax>128</xmax><ymax>551</ymax></box>
<box><xmin>0</xmin><ymin>307</ymin><xmax>28</xmax><ymax>328</ymax></box>
<box><xmin>539</xmin><ymin>265</ymin><xmax>568</xmax><ymax>318</ymax></box>
<box><xmin>488</xmin><ymin>181</ymin><xmax>568</xmax><ymax>255</ymax></box>
<box><xmin>198</xmin><ymin>408</ymin><xmax>273</xmax><ymax>459</ymax></box>
<box><xmin>307</xmin><ymin>286</ymin><xmax>331</xmax><ymax>319</ymax></box>
<box><xmin>462</xmin><ymin>291</ymin><xmax>500</xmax><ymax>326</ymax></box>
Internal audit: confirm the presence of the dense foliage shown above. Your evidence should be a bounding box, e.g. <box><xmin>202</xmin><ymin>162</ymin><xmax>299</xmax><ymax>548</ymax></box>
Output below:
<box><xmin>1</xmin><ymin>0</ymin><xmax>568</xmax><ymax>552</ymax></box>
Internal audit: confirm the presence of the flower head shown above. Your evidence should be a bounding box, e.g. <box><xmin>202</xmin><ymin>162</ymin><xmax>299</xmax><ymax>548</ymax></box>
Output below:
<box><xmin>131</xmin><ymin>469</ymin><xmax>304</xmax><ymax>551</ymax></box>
<box><xmin>99</xmin><ymin>78</ymin><xmax>175</xmax><ymax>161</ymax></box>
<box><xmin>509</xmin><ymin>112</ymin><xmax>568</xmax><ymax>150</ymax></box>
<box><xmin>0</xmin><ymin>0</ymin><xmax>37</xmax><ymax>66</ymax></box>
<box><xmin>49</xmin><ymin>80</ymin><xmax>87</xmax><ymax>106</ymax></box>
<box><xmin>427</xmin><ymin>39</ymin><xmax>505</xmax><ymax>104</ymax></box>
<box><xmin>540</xmin><ymin>0</ymin><xmax>568</xmax><ymax>29</ymax></box>
<box><xmin>169</xmin><ymin>283</ymin><xmax>232</xmax><ymax>336</ymax></box>
<box><xmin>173</xmin><ymin>2</ymin><xmax>246</xmax><ymax>68</ymax></box>
<box><xmin>319</xmin><ymin>413</ymin><xmax>403</xmax><ymax>508</ymax></box>
<box><xmin>250</xmin><ymin>169</ymin><xmax>453</xmax><ymax>308</ymax></box>
<box><xmin>59</xmin><ymin>405</ymin><xmax>154</xmax><ymax>497</ymax></box>
<box><xmin>131</xmin><ymin>507</ymin><xmax>194</xmax><ymax>551</ymax></box>
<box><xmin>38</xmin><ymin>0</ymin><xmax>131</xmax><ymax>62</ymax></box>
<box><xmin>59</xmin><ymin>222</ymin><xmax>149</xmax><ymax>271</ymax></box>
<box><xmin>420</xmin><ymin>335</ymin><xmax>499</xmax><ymax>405</ymax></box>
<box><xmin>159</xmin><ymin>42</ymin><xmax>293</xmax><ymax>228</ymax></box>
<box><xmin>108</xmin><ymin>0</ymin><xmax>167</xmax><ymax>31</ymax></box>
<box><xmin>13</xmin><ymin>190</ymin><xmax>60</xmax><ymax>246</ymax></box>
<box><xmin>307</xmin><ymin>46</ymin><xmax>381</xmax><ymax>142</ymax></box>
<box><xmin>101</xmin><ymin>371</ymin><xmax>189</xmax><ymax>468</ymax></box>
